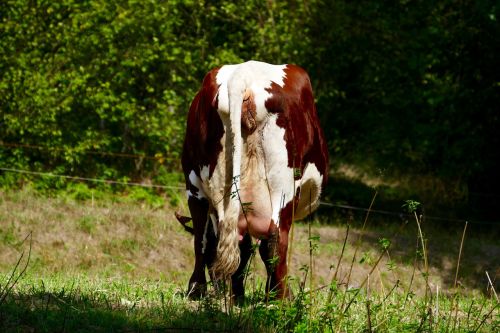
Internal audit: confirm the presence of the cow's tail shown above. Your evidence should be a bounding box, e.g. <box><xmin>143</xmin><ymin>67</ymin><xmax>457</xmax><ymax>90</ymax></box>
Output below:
<box><xmin>210</xmin><ymin>79</ymin><xmax>245</xmax><ymax>280</ymax></box>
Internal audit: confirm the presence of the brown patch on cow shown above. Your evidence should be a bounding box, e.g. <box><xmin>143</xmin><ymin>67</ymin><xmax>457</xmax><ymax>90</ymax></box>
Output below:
<box><xmin>242</xmin><ymin>88</ymin><xmax>257</xmax><ymax>133</ymax></box>
<box><xmin>181</xmin><ymin>67</ymin><xmax>224</xmax><ymax>179</ymax></box>
<box><xmin>265</xmin><ymin>64</ymin><xmax>329</xmax><ymax>185</ymax></box>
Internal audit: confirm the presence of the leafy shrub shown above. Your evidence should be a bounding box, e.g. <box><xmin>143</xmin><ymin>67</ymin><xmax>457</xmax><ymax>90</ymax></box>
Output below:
<box><xmin>126</xmin><ymin>186</ymin><xmax>165</xmax><ymax>209</ymax></box>
<box><xmin>1</xmin><ymin>0</ymin><xmax>498</xmax><ymax>220</ymax></box>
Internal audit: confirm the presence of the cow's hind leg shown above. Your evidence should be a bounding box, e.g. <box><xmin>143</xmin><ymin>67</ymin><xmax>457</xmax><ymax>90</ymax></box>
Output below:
<box><xmin>187</xmin><ymin>196</ymin><xmax>210</xmax><ymax>299</ymax></box>
<box><xmin>259</xmin><ymin>231</ymin><xmax>278</xmax><ymax>299</ymax></box>
<box><xmin>259</xmin><ymin>207</ymin><xmax>294</xmax><ymax>300</ymax></box>
<box><xmin>259</xmin><ymin>222</ymin><xmax>290</xmax><ymax>300</ymax></box>
<box><xmin>231</xmin><ymin>233</ymin><xmax>252</xmax><ymax>304</ymax></box>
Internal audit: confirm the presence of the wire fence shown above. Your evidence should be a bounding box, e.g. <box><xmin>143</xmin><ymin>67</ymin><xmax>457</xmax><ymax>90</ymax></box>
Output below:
<box><xmin>1</xmin><ymin>165</ymin><xmax>497</xmax><ymax>225</ymax></box>
<box><xmin>0</xmin><ymin>141</ymin><xmax>178</xmax><ymax>162</ymax></box>
<box><xmin>319</xmin><ymin>201</ymin><xmax>497</xmax><ymax>225</ymax></box>
<box><xmin>0</xmin><ymin>167</ymin><xmax>185</xmax><ymax>190</ymax></box>
<box><xmin>2</xmin><ymin>140</ymin><xmax>498</xmax><ymax>197</ymax></box>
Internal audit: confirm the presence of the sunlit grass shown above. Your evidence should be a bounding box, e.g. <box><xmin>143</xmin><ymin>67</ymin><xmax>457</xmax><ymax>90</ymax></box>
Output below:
<box><xmin>1</xmin><ymin>272</ymin><xmax>497</xmax><ymax>332</ymax></box>
<box><xmin>0</xmin><ymin>188</ymin><xmax>498</xmax><ymax>332</ymax></box>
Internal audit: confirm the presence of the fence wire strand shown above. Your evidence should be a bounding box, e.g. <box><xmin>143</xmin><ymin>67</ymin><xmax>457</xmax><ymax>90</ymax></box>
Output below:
<box><xmin>0</xmin><ymin>166</ymin><xmax>496</xmax><ymax>225</ymax></box>
<box><xmin>319</xmin><ymin>202</ymin><xmax>497</xmax><ymax>225</ymax></box>
<box><xmin>0</xmin><ymin>167</ymin><xmax>185</xmax><ymax>190</ymax></box>
<box><xmin>0</xmin><ymin>141</ymin><xmax>177</xmax><ymax>161</ymax></box>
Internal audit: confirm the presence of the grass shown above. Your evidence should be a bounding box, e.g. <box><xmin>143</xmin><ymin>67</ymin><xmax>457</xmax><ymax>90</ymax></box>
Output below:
<box><xmin>1</xmin><ymin>274</ymin><xmax>249</xmax><ymax>332</ymax></box>
<box><xmin>0</xmin><ymin>187</ymin><xmax>498</xmax><ymax>332</ymax></box>
<box><xmin>1</xmin><ymin>273</ymin><xmax>497</xmax><ymax>332</ymax></box>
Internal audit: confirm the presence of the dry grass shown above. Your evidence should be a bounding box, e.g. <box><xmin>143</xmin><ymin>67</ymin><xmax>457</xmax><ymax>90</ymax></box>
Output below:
<box><xmin>0</xmin><ymin>187</ymin><xmax>192</xmax><ymax>283</ymax></box>
<box><xmin>1</xmin><ymin>187</ymin><xmax>497</xmax><ymax>297</ymax></box>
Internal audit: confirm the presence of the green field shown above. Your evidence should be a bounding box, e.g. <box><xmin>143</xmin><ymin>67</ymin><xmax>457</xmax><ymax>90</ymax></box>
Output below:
<box><xmin>0</xmin><ymin>188</ymin><xmax>497</xmax><ymax>332</ymax></box>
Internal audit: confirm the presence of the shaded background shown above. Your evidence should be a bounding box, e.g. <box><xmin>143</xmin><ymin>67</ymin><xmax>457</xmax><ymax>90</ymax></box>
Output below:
<box><xmin>1</xmin><ymin>0</ymin><xmax>499</xmax><ymax>225</ymax></box>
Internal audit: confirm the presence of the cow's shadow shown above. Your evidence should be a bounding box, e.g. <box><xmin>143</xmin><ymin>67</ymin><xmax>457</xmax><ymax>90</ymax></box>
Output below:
<box><xmin>0</xmin><ymin>290</ymin><xmax>265</xmax><ymax>332</ymax></box>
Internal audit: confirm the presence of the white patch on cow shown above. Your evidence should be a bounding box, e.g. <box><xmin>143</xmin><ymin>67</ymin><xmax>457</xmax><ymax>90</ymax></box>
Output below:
<box><xmin>210</xmin><ymin>213</ymin><xmax>218</xmax><ymax>236</ymax></box>
<box><xmin>246</xmin><ymin>61</ymin><xmax>287</xmax><ymax>123</ymax></box>
<box><xmin>210</xmin><ymin>61</ymin><xmax>293</xmax><ymax>235</ymax></box>
<box><xmin>201</xmin><ymin>214</ymin><xmax>209</xmax><ymax>254</ymax></box>
<box><xmin>216</xmin><ymin>65</ymin><xmax>238</xmax><ymax>113</ymax></box>
<box><xmin>298</xmin><ymin>163</ymin><xmax>323</xmax><ymax>193</ymax></box>
<box><xmin>295</xmin><ymin>162</ymin><xmax>323</xmax><ymax>221</ymax></box>
<box><xmin>206</xmin><ymin>61</ymin><xmax>291</xmax><ymax>276</ymax></box>
<box><xmin>261</xmin><ymin>113</ymin><xmax>295</xmax><ymax>226</ymax></box>
<box><xmin>186</xmin><ymin>166</ymin><xmax>212</xmax><ymax>200</ymax></box>
<box><xmin>216</xmin><ymin>61</ymin><xmax>286</xmax><ymax>120</ymax></box>
<box><xmin>215</xmin><ymin>61</ymin><xmax>289</xmax><ymax>201</ymax></box>
<box><xmin>187</xmin><ymin>170</ymin><xmax>206</xmax><ymax>199</ymax></box>
<box><xmin>200</xmin><ymin>165</ymin><xmax>210</xmax><ymax>183</ymax></box>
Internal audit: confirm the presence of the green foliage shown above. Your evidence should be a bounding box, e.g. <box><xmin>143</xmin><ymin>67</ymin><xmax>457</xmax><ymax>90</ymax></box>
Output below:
<box><xmin>378</xmin><ymin>237</ymin><xmax>391</xmax><ymax>251</ymax></box>
<box><xmin>308</xmin><ymin>234</ymin><xmax>320</xmax><ymax>254</ymax></box>
<box><xmin>66</xmin><ymin>182</ymin><xmax>94</xmax><ymax>201</ymax></box>
<box><xmin>78</xmin><ymin>215</ymin><xmax>97</xmax><ymax>234</ymax></box>
<box><xmin>308</xmin><ymin>1</ymin><xmax>500</xmax><ymax>200</ymax></box>
<box><xmin>126</xmin><ymin>186</ymin><xmax>165</xmax><ymax>209</ymax></box>
<box><xmin>1</xmin><ymin>0</ymin><xmax>499</xmax><ymax>219</ymax></box>
<box><xmin>2</xmin><ymin>1</ymin><xmax>189</xmax><ymax>151</ymax></box>
<box><xmin>0</xmin><ymin>0</ymin><xmax>315</xmax><ymax>180</ymax></box>
<box><xmin>359</xmin><ymin>251</ymin><xmax>373</xmax><ymax>265</ymax></box>
<box><xmin>402</xmin><ymin>200</ymin><xmax>421</xmax><ymax>213</ymax></box>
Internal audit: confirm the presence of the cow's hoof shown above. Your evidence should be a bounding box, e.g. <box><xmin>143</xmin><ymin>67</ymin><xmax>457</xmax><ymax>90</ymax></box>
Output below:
<box><xmin>186</xmin><ymin>282</ymin><xmax>206</xmax><ymax>299</ymax></box>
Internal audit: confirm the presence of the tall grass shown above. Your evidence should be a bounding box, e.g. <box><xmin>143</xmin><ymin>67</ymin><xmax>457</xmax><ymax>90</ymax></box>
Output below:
<box><xmin>0</xmin><ymin>188</ymin><xmax>498</xmax><ymax>332</ymax></box>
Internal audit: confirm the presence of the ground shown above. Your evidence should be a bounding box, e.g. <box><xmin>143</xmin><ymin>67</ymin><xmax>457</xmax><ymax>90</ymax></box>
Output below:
<box><xmin>1</xmin><ymin>187</ymin><xmax>497</xmax><ymax>295</ymax></box>
<box><xmin>0</xmin><ymin>188</ymin><xmax>498</xmax><ymax>332</ymax></box>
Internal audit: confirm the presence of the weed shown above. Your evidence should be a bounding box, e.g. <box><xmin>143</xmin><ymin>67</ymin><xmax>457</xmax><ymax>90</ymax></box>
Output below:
<box><xmin>77</xmin><ymin>216</ymin><xmax>96</xmax><ymax>234</ymax></box>
<box><xmin>0</xmin><ymin>223</ymin><xmax>17</xmax><ymax>246</ymax></box>
<box><xmin>66</xmin><ymin>182</ymin><xmax>94</xmax><ymax>201</ymax></box>
<box><xmin>126</xmin><ymin>187</ymin><xmax>165</xmax><ymax>209</ymax></box>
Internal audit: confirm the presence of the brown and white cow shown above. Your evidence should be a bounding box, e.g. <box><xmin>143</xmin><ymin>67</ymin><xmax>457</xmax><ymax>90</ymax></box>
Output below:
<box><xmin>177</xmin><ymin>60</ymin><xmax>328</xmax><ymax>300</ymax></box>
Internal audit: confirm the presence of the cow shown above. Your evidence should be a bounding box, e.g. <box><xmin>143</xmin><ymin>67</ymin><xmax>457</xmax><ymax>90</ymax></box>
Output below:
<box><xmin>176</xmin><ymin>60</ymin><xmax>328</xmax><ymax>301</ymax></box>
